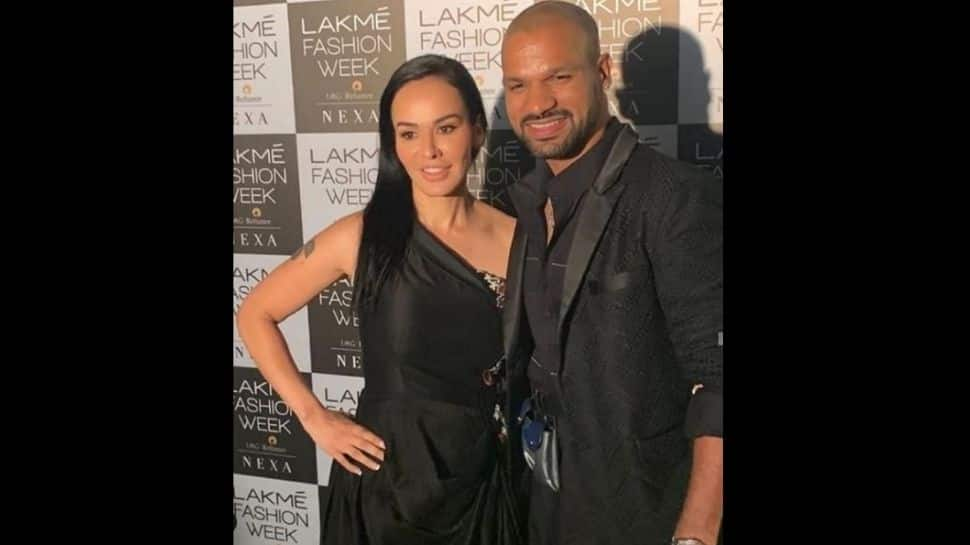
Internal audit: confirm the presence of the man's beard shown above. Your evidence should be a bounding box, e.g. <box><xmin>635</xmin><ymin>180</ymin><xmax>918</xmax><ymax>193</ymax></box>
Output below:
<box><xmin>519</xmin><ymin>90</ymin><xmax>606</xmax><ymax>160</ymax></box>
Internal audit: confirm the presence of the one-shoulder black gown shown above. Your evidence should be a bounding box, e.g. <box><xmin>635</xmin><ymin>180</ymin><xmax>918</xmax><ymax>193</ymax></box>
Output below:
<box><xmin>320</xmin><ymin>223</ymin><xmax>524</xmax><ymax>545</ymax></box>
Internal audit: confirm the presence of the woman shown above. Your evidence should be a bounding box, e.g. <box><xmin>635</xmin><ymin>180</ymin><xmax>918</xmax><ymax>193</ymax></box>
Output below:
<box><xmin>236</xmin><ymin>54</ymin><xmax>525</xmax><ymax>544</ymax></box>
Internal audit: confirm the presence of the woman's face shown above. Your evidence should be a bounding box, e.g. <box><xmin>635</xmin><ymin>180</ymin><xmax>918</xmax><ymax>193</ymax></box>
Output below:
<box><xmin>390</xmin><ymin>76</ymin><xmax>484</xmax><ymax>198</ymax></box>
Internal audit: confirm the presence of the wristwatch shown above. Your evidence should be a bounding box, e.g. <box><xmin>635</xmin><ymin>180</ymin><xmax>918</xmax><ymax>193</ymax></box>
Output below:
<box><xmin>671</xmin><ymin>539</ymin><xmax>707</xmax><ymax>545</ymax></box>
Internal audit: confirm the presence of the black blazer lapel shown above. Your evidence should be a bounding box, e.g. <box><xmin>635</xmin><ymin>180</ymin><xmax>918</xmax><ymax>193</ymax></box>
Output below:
<box><xmin>557</xmin><ymin>125</ymin><xmax>639</xmax><ymax>339</ymax></box>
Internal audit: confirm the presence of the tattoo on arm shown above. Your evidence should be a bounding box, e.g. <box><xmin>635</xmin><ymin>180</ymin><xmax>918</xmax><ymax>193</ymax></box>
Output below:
<box><xmin>291</xmin><ymin>239</ymin><xmax>315</xmax><ymax>260</ymax></box>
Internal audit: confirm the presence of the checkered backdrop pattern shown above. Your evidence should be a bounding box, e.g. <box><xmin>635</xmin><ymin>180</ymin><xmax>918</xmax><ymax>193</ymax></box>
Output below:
<box><xmin>232</xmin><ymin>1</ymin><xmax>722</xmax><ymax>542</ymax></box>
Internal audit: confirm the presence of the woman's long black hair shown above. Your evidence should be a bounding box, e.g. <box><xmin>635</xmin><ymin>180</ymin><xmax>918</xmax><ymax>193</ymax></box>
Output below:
<box><xmin>353</xmin><ymin>54</ymin><xmax>488</xmax><ymax>309</ymax></box>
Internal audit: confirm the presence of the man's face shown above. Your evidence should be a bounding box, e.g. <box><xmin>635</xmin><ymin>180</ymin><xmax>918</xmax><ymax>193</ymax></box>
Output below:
<box><xmin>501</xmin><ymin>20</ymin><xmax>610</xmax><ymax>161</ymax></box>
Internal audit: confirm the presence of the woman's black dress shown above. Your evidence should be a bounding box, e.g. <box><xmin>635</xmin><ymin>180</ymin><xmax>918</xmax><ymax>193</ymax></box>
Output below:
<box><xmin>320</xmin><ymin>223</ymin><xmax>524</xmax><ymax>545</ymax></box>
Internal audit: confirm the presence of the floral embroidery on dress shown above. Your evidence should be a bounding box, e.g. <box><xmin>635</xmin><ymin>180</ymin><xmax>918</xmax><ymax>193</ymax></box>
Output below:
<box><xmin>478</xmin><ymin>271</ymin><xmax>506</xmax><ymax>309</ymax></box>
<box><xmin>477</xmin><ymin>270</ymin><xmax>509</xmax><ymax>440</ymax></box>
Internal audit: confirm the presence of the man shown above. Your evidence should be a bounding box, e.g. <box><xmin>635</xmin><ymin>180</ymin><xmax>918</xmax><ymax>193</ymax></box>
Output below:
<box><xmin>499</xmin><ymin>2</ymin><xmax>723</xmax><ymax>544</ymax></box>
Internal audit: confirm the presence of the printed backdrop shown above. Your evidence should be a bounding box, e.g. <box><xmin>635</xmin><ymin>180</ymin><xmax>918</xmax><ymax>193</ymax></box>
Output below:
<box><xmin>233</xmin><ymin>0</ymin><xmax>722</xmax><ymax>542</ymax></box>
